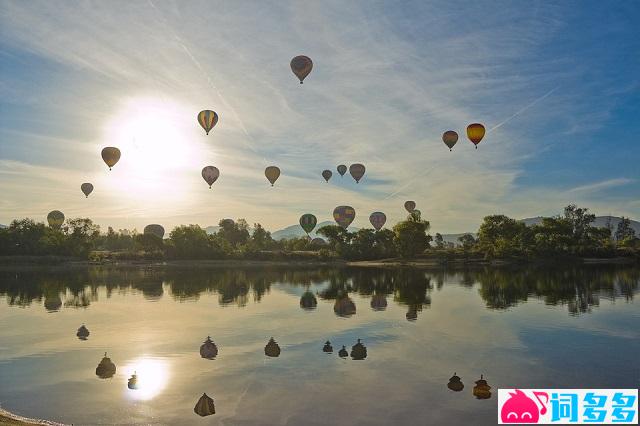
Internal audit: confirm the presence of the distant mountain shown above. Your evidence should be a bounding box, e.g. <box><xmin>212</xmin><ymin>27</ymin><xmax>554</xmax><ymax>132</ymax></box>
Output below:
<box><xmin>439</xmin><ymin>233</ymin><xmax>477</xmax><ymax>245</ymax></box>
<box><xmin>521</xmin><ymin>215</ymin><xmax>640</xmax><ymax>235</ymax></box>
<box><xmin>205</xmin><ymin>226</ymin><xmax>219</xmax><ymax>235</ymax></box>
<box><xmin>0</xmin><ymin>224</ymin><xmax>6</xmax><ymax>229</ymax></box>
<box><xmin>272</xmin><ymin>221</ymin><xmax>359</xmax><ymax>240</ymax></box>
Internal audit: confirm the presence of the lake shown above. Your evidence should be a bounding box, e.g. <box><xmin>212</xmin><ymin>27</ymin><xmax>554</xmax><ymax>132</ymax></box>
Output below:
<box><xmin>0</xmin><ymin>265</ymin><xmax>638</xmax><ymax>425</ymax></box>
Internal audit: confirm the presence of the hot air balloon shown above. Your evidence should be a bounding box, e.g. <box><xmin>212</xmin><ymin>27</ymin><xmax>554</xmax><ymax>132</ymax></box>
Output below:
<box><xmin>447</xmin><ymin>373</ymin><xmax>464</xmax><ymax>392</ymax></box>
<box><xmin>369</xmin><ymin>212</ymin><xmax>386</xmax><ymax>231</ymax></box>
<box><xmin>76</xmin><ymin>324</ymin><xmax>89</xmax><ymax>340</ymax></box>
<box><xmin>128</xmin><ymin>372</ymin><xmax>138</xmax><ymax>390</ymax></box>
<box><xmin>300</xmin><ymin>291</ymin><xmax>317</xmax><ymax>310</ymax></box>
<box><xmin>467</xmin><ymin>123</ymin><xmax>485</xmax><ymax>149</ymax></box>
<box><xmin>194</xmin><ymin>393</ymin><xmax>216</xmax><ymax>417</ymax></box>
<box><xmin>264</xmin><ymin>337</ymin><xmax>281</xmax><ymax>357</ymax></box>
<box><xmin>442</xmin><ymin>131</ymin><xmax>458</xmax><ymax>151</ymax></box>
<box><xmin>311</xmin><ymin>237</ymin><xmax>326</xmax><ymax>246</ymax></box>
<box><xmin>96</xmin><ymin>353</ymin><xmax>117</xmax><ymax>379</ymax></box>
<box><xmin>200</xmin><ymin>336</ymin><xmax>218</xmax><ymax>359</ymax></box>
<box><xmin>197</xmin><ymin>110</ymin><xmax>219</xmax><ymax>135</ymax></box>
<box><xmin>349</xmin><ymin>163</ymin><xmax>366</xmax><ymax>183</ymax></box>
<box><xmin>322</xmin><ymin>169</ymin><xmax>332</xmax><ymax>182</ymax></box>
<box><xmin>265</xmin><ymin>166</ymin><xmax>280</xmax><ymax>186</ymax></box>
<box><xmin>323</xmin><ymin>341</ymin><xmax>333</xmax><ymax>353</ymax></box>
<box><xmin>404</xmin><ymin>201</ymin><xmax>416</xmax><ymax>213</ymax></box>
<box><xmin>47</xmin><ymin>210</ymin><xmax>65</xmax><ymax>229</ymax></box>
<box><xmin>144</xmin><ymin>224</ymin><xmax>165</xmax><ymax>239</ymax></box>
<box><xmin>338</xmin><ymin>346</ymin><xmax>348</xmax><ymax>358</ymax></box>
<box><xmin>333</xmin><ymin>206</ymin><xmax>355</xmax><ymax>229</ymax></box>
<box><xmin>101</xmin><ymin>147</ymin><xmax>121</xmax><ymax>170</ymax></box>
<box><xmin>81</xmin><ymin>183</ymin><xmax>94</xmax><ymax>198</ymax></box>
<box><xmin>350</xmin><ymin>339</ymin><xmax>367</xmax><ymax>360</ymax></box>
<box><xmin>473</xmin><ymin>375</ymin><xmax>492</xmax><ymax>399</ymax></box>
<box><xmin>290</xmin><ymin>55</ymin><xmax>313</xmax><ymax>84</ymax></box>
<box><xmin>201</xmin><ymin>166</ymin><xmax>220</xmax><ymax>189</ymax></box>
<box><xmin>337</xmin><ymin>164</ymin><xmax>347</xmax><ymax>176</ymax></box>
<box><xmin>299</xmin><ymin>214</ymin><xmax>317</xmax><ymax>235</ymax></box>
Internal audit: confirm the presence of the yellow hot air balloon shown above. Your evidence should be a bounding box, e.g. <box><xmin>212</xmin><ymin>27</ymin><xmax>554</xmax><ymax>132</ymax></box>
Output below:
<box><xmin>466</xmin><ymin>123</ymin><xmax>485</xmax><ymax>149</ymax></box>
<box><xmin>290</xmin><ymin>55</ymin><xmax>313</xmax><ymax>84</ymax></box>
<box><xmin>442</xmin><ymin>130</ymin><xmax>458</xmax><ymax>151</ymax></box>
<box><xmin>101</xmin><ymin>147</ymin><xmax>121</xmax><ymax>170</ymax></box>
<box><xmin>81</xmin><ymin>183</ymin><xmax>94</xmax><ymax>198</ymax></box>
<box><xmin>349</xmin><ymin>163</ymin><xmax>366</xmax><ymax>183</ymax></box>
<box><xmin>47</xmin><ymin>210</ymin><xmax>65</xmax><ymax>229</ymax></box>
<box><xmin>197</xmin><ymin>110</ymin><xmax>218</xmax><ymax>135</ymax></box>
<box><xmin>265</xmin><ymin>166</ymin><xmax>281</xmax><ymax>186</ymax></box>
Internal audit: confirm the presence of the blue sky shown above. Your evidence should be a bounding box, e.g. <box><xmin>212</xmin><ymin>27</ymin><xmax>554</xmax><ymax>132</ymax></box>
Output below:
<box><xmin>0</xmin><ymin>0</ymin><xmax>638</xmax><ymax>233</ymax></box>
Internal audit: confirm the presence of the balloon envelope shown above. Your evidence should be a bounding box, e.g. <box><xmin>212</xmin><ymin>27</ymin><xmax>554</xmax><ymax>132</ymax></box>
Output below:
<box><xmin>101</xmin><ymin>147</ymin><xmax>121</xmax><ymax>170</ymax></box>
<box><xmin>299</xmin><ymin>214</ymin><xmax>317</xmax><ymax>234</ymax></box>
<box><xmin>290</xmin><ymin>55</ymin><xmax>313</xmax><ymax>83</ymax></box>
<box><xmin>333</xmin><ymin>206</ymin><xmax>356</xmax><ymax>229</ymax></box>
<box><xmin>349</xmin><ymin>163</ymin><xmax>366</xmax><ymax>183</ymax></box>
<box><xmin>265</xmin><ymin>166</ymin><xmax>281</xmax><ymax>186</ymax></box>
<box><xmin>404</xmin><ymin>201</ymin><xmax>416</xmax><ymax>213</ymax></box>
<box><xmin>369</xmin><ymin>212</ymin><xmax>386</xmax><ymax>231</ymax></box>
<box><xmin>47</xmin><ymin>210</ymin><xmax>65</xmax><ymax>229</ymax></box>
<box><xmin>197</xmin><ymin>110</ymin><xmax>218</xmax><ymax>135</ymax></box>
<box><xmin>442</xmin><ymin>130</ymin><xmax>458</xmax><ymax>151</ymax></box>
<box><xmin>144</xmin><ymin>224</ymin><xmax>165</xmax><ymax>239</ymax></box>
<box><xmin>201</xmin><ymin>166</ymin><xmax>220</xmax><ymax>188</ymax></box>
<box><xmin>321</xmin><ymin>170</ymin><xmax>332</xmax><ymax>182</ymax></box>
<box><xmin>466</xmin><ymin>123</ymin><xmax>485</xmax><ymax>148</ymax></box>
<box><xmin>337</xmin><ymin>164</ymin><xmax>347</xmax><ymax>176</ymax></box>
<box><xmin>81</xmin><ymin>183</ymin><xmax>94</xmax><ymax>198</ymax></box>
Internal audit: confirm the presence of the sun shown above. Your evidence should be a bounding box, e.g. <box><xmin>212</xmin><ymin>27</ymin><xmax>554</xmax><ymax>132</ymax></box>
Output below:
<box><xmin>123</xmin><ymin>356</ymin><xmax>170</xmax><ymax>401</ymax></box>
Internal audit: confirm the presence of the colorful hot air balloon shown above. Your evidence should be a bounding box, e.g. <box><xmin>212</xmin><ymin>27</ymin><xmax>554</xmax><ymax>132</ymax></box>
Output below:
<box><xmin>299</xmin><ymin>214</ymin><xmax>317</xmax><ymax>235</ymax></box>
<box><xmin>47</xmin><ymin>210</ymin><xmax>65</xmax><ymax>229</ymax></box>
<box><xmin>265</xmin><ymin>166</ymin><xmax>280</xmax><ymax>186</ymax></box>
<box><xmin>290</xmin><ymin>55</ymin><xmax>313</xmax><ymax>84</ymax></box>
<box><xmin>101</xmin><ymin>147</ymin><xmax>121</xmax><ymax>170</ymax></box>
<box><xmin>369</xmin><ymin>212</ymin><xmax>386</xmax><ymax>231</ymax></box>
<box><xmin>81</xmin><ymin>183</ymin><xmax>94</xmax><ymax>198</ymax></box>
<box><xmin>197</xmin><ymin>110</ymin><xmax>219</xmax><ymax>135</ymax></box>
<box><xmin>349</xmin><ymin>163</ymin><xmax>366</xmax><ymax>183</ymax></box>
<box><xmin>442</xmin><ymin>130</ymin><xmax>458</xmax><ymax>151</ymax></box>
<box><xmin>322</xmin><ymin>170</ymin><xmax>332</xmax><ymax>182</ymax></box>
<box><xmin>466</xmin><ymin>123</ymin><xmax>485</xmax><ymax>149</ymax></box>
<box><xmin>333</xmin><ymin>206</ymin><xmax>355</xmax><ymax>229</ymax></box>
<box><xmin>144</xmin><ymin>224</ymin><xmax>165</xmax><ymax>239</ymax></box>
<box><xmin>201</xmin><ymin>166</ymin><xmax>220</xmax><ymax>189</ymax></box>
<box><xmin>404</xmin><ymin>201</ymin><xmax>416</xmax><ymax>213</ymax></box>
<box><xmin>337</xmin><ymin>165</ymin><xmax>347</xmax><ymax>176</ymax></box>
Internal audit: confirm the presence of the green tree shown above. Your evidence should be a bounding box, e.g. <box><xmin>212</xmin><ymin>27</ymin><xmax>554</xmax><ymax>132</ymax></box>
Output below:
<box><xmin>477</xmin><ymin>215</ymin><xmax>530</xmax><ymax>258</ymax></box>
<box><xmin>434</xmin><ymin>233</ymin><xmax>445</xmax><ymax>250</ymax></box>
<box><xmin>392</xmin><ymin>217</ymin><xmax>431</xmax><ymax>258</ymax></box>
<box><xmin>458</xmin><ymin>233</ymin><xmax>476</xmax><ymax>255</ymax></box>
<box><xmin>615</xmin><ymin>217</ymin><xmax>636</xmax><ymax>241</ymax></box>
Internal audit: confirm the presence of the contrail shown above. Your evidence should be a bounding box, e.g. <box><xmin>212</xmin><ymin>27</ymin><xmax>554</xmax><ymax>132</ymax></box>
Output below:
<box><xmin>383</xmin><ymin>165</ymin><xmax>438</xmax><ymax>200</ymax></box>
<box><xmin>488</xmin><ymin>86</ymin><xmax>559</xmax><ymax>132</ymax></box>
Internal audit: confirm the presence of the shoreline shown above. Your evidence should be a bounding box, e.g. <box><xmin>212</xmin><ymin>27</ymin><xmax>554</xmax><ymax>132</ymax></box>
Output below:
<box><xmin>0</xmin><ymin>408</ymin><xmax>66</xmax><ymax>426</ymax></box>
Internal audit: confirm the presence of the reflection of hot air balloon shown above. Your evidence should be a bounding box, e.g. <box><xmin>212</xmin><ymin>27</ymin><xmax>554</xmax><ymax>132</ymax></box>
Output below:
<box><xmin>101</xmin><ymin>147</ymin><xmax>121</xmax><ymax>170</ymax></box>
<box><xmin>81</xmin><ymin>183</ymin><xmax>94</xmax><ymax>198</ymax></box>
<box><xmin>442</xmin><ymin>131</ymin><xmax>458</xmax><ymax>151</ymax></box>
<box><xmin>404</xmin><ymin>201</ymin><xmax>416</xmax><ymax>213</ymax></box>
<box><xmin>300</xmin><ymin>291</ymin><xmax>317</xmax><ymax>310</ymax></box>
<box><xmin>447</xmin><ymin>373</ymin><xmax>464</xmax><ymax>392</ymax></box>
<box><xmin>76</xmin><ymin>324</ymin><xmax>89</xmax><ymax>340</ymax></box>
<box><xmin>197</xmin><ymin>110</ymin><xmax>219</xmax><ymax>135</ymax></box>
<box><xmin>467</xmin><ymin>123</ymin><xmax>485</xmax><ymax>149</ymax></box>
<box><xmin>201</xmin><ymin>166</ymin><xmax>220</xmax><ymax>189</ymax></box>
<box><xmin>406</xmin><ymin>306</ymin><xmax>418</xmax><ymax>322</ymax></box>
<box><xmin>44</xmin><ymin>295</ymin><xmax>62</xmax><ymax>312</ymax></box>
<box><xmin>200</xmin><ymin>336</ymin><xmax>219</xmax><ymax>359</ymax></box>
<box><xmin>194</xmin><ymin>393</ymin><xmax>216</xmax><ymax>417</ymax></box>
<box><xmin>323</xmin><ymin>341</ymin><xmax>333</xmax><ymax>353</ymax></box>
<box><xmin>265</xmin><ymin>337</ymin><xmax>281</xmax><ymax>357</ymax></box>
<box><xmin>338</xmin><ymin>346</ymin><xmax>348</xmax><ymax>358</ymax></box>
<box><xmin>370</xmin><ymin>294</ymin><xmax>387</xmax><ymax>311</ymax></box>
<box><xmin>144</xmin><ymin>224</ymin><xmax>165</xmax><ymax>239</ymax></box>
<box><xmin>369</xmin><ymin>212</ymin><xmax>386</xmax><ymax>231</ymax></box>
<box><xmin>290</xmin><ymin>55</ymin><xmax>313</xmax><ymax>84</ymax></box>
<box><xmin>473</xmin><ymin>375</ymin><xmax>492</xmax><ymax>399</ymax></box>
<box><xmin>337</xmin><ymin>165</ymin><xmax>347</xmax><ymax>176</ymax></box>
<box><xmin>128</xmin><ymin>372</ymin><xmax>138</xmax><ymax>390</ymax></box>
<box><xmin>334</xmin><ymin>296</ymin><xmax>356</xmax><ymax>317</ymax></box>
<box><xmin>96</xmin><ymin>352</ymin><xmax>117</xmax><ymax>379</ymax></box>
<box><xmin>311</xmin><ymin>237</ymin><xmax>326</xmax><ymax>246</ymax></box>
<box><xmin>322</xmin><ymin>169</ymin><xmax>332</xmax><ymax>182</ymax></box>
<box><xmin>333</xmin><ymin>206</ymin><xmax>355</xmax><ymax>229</ymax></box>
<box><xmin>265</xmin><ymin>166</ymin><xmax>280</xmax><ymax>186</ymax></box>
<box><xmin>349</xmin><ymin>163</ymin><xmax>366</xmax><ymax>183</ymax></box>
<box><xmin>299</xmin><ymin>214</ymin><xmax>317</xmax><ymax>235</ymax></box>
<box><xmin>47</xmin><ymin>210</ymin><xmax>65</xmax><ymax>229</ymax></box>
<box><xmin>350</xmin><ymin>339</ymin><xmax>367</xmax><ymax>360</ymax></box>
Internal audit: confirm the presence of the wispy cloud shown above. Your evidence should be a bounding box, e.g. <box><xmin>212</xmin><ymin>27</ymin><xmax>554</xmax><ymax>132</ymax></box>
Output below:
<box><xmin>567</xmin><ymin>178</ymin><xmax>635</xmax><ymax>194</ymax></box>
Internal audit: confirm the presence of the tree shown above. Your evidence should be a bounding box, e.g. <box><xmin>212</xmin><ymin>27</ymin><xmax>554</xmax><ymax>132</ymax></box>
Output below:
<box><xmin>393</xmin><ymin>218</ymin><xmax>431</xmax><ymax>258</ymax></box>
<box><xmin>64</xmin><ymin>218</ymin><xmax>100</xmax><ymax>257</ymax></box>
<box><xmin>167</xmin><ymin>225</ymin><xmax>217</xmax><ymax>259</ymax></box>
<box><xmin>216</xmin><ymin>218</ymin><xmax>250</xmax><ymax>248</ymax></box>
<box><xmin>458</xmin><ymin>233</ymin><xmax>476</xmax><ymax>255</ymax></box>
<box><xmin>615</xmin><ymin>217</ymin><xmax>636</xmax><ymax>241</ymax></box>
<box><xmin>477</xmin><ymin>215</ymin><xmax>531</xmax><ymax>258</ymax></box>
<box><xmin>434</xmin><ymin>233</ymin><xmax>445</xmax><ymax>250</ymax></box>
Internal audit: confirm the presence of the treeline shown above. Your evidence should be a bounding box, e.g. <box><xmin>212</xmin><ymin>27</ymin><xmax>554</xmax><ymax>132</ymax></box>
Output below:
<box><xmin>0</xmin><ymin>205</ymin><xmax>637</xmax><ymax>261</ymax></box>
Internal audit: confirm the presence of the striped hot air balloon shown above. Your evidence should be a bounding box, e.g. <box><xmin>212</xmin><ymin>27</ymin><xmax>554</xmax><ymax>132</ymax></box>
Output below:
<box><xmin>299</xmin><ymin>214</ymin><xmax>317</xmax><ymax>235</ymax></box>
<box><xmin>197</xmin><ymin>110</ymin><xmax>219</xmax><ymax>135</ymax></box>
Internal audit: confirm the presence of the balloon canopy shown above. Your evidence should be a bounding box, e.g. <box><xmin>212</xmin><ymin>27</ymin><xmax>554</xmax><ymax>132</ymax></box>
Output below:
<box><xmin>194</xmin><ymin>393</ymin><xmax>216</xmax><ymax>417</ymax></box>
<box><xmin>101</xmin><ymin>147</ymin><xmax>121</xmax><ymax>170</ymax></box>
<box><xmin>290</xmin><ymin>55</ymin><xmax>313</xmax><ymax>83</ymax></box>
<box><xmin>369</xmin><ymin>211</ymin><xmax>386</xmax><ymax>231</ymax></box>
<box><xmin>467</xmin><ymin>123</ymin><xmax>486</xmax><ymax>148</ymax></box>
<box><xmin>299</xmin><ymin>214</ymin><xmax>317</xmax><ymax>235</ymax></box>
<box><xmin>337</xmin><ymin>164</ymin><xmax>347</xmax><ymax>176</ymax></box>
<box><xmin>349</xmin><ymin>163</ymin><xmax>366</xmax><ymax>183</ymax></box>
<box><xmin>404</xmin><ymin>201</ymin><xmax>416</xmax><ymax>213</ymax></box>
<box><xmin>201</xmin><ymin>166</ymin><xmax>220</xmax><ymax>188</ymax></box>
<box><xmin>322</xmin><ymin>169</ymin><xmax>332</xmax><ymax>182</ymax></box>
<box><xmin>333</xmin><ymin>206</ymin><xmax>355</xmax><ymax>229</ymax></box>
<box><xmin>197</xmin><ymin>110</ymin><xmax>219</xmax><ymax>135</ymax></box>
<box><xmin>144</xmin><ymin>224</ymin><xmax>165</xmax><ymax>239</ymax></box>
<box><xmin>81</xmin><ymin>183</ymin><xmax>94</xmax><ymax>198</ymax></box>
<box><xmin>442</xmin><ymin>130</ymin><xmax>458</xmax><ymax>151</ymax></box>
<box><xmin>265</xmin><ymin>166</ymin><xmax>281</xmax><ymax>186</ymax></box>
<box><xmin>47</xmin><ymin>210</ymin><xmax>65</xmax><ymax>229</ymax></box>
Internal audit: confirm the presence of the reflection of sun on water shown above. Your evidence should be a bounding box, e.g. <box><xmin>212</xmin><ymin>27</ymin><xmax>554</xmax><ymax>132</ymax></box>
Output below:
<box><xmin>123</xmin><ymin>357</ymin><xmax>170</xmax><ymax>400</ymax></box>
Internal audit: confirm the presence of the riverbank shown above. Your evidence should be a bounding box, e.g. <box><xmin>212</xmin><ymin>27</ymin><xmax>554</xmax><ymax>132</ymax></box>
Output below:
<box><xmin>0</xmin><ymin>409</ymin><xmax>65</xmax><ymax>426</ymax></box>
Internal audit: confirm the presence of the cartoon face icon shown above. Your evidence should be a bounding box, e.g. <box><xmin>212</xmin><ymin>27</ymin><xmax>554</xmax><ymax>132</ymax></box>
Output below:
<box><xmin>500</xmin><ymin>390</ymin><xmax>548</xmax><ymax>423</ymax></box>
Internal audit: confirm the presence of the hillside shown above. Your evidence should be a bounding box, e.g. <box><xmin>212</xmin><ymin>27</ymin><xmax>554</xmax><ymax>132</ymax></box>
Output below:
<box><xmin>521</xmin><ymin>215</ymin><xmax>640</xmax><ymax>235</ymax></box>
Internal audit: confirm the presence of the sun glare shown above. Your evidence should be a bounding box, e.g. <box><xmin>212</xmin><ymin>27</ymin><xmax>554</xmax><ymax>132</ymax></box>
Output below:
<box><xmin>123</xmin><ymin>357</ymin><xmax>170</xmax><ymax>401</ymax></box>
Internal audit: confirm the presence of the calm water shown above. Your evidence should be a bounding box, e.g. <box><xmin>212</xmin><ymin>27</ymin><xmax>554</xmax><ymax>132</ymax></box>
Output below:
<box><xmin>0</xmin><ymin>265</ymin><xmax>639</xmax><ymax>425</ymax></box>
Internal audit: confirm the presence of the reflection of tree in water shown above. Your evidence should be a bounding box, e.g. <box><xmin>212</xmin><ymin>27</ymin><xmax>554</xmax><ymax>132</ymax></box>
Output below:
<box><xmin>0</xmin><ymin>265</ymin><xmax>637</xmax><ymax>316</ymax></box>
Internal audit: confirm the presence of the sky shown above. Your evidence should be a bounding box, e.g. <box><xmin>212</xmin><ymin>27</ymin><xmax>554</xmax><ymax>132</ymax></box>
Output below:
<box><xmin>0</xmin><ymin>0</ymin><xmax>639</xmax><ymax>234</ymax></box>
